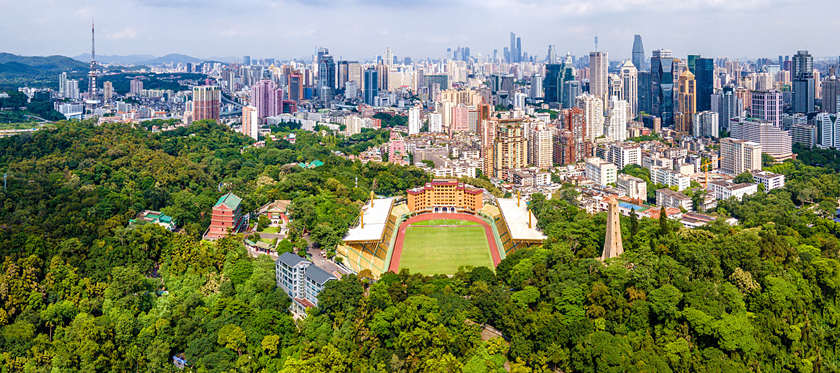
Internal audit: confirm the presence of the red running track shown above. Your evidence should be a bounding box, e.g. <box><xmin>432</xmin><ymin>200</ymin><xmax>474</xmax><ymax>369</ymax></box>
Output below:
<box><xmin>388</xmin><ymin>213</ymin><xmax>502</xmax><ymax>273</ymax></box>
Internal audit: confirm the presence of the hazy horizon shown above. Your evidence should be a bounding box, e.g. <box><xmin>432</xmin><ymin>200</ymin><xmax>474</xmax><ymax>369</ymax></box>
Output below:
<box><xmin>3</xmin><ymin>0</ymin><xmax>839</xmax><ymax>61</ymax></box>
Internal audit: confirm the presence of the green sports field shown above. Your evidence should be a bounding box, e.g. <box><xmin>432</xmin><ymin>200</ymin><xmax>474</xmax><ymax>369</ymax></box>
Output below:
<box><xmin>399</xmin><ymin>221</ymin><xmax>492</xmax><ymax>275</ymax></box>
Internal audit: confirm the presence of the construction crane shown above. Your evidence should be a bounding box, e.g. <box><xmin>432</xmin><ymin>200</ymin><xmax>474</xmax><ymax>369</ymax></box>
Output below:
<box><xmin>701</xmin><ymin>156</ymin><xmax>720</xmax><ymax>188</ymax></box>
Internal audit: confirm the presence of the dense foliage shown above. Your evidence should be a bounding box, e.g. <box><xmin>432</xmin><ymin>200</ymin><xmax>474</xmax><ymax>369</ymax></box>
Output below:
<box><xmin>2</xmin><ymin>119</ymin><xmax>840</xmax><ymax>371</ymax></box>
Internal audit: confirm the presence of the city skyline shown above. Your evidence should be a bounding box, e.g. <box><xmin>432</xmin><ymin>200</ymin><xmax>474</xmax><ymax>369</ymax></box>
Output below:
<box><xmin>2</xmin><ymin>0</ymin><xmax>838</xmax><ymax>61</ymax></box>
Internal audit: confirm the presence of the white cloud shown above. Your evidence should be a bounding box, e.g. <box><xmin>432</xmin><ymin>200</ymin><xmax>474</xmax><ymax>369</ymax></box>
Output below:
<box><xmin>107</xmin><ymin>28</ymin><xmax>138</xmax><ymax>40</ymax></box>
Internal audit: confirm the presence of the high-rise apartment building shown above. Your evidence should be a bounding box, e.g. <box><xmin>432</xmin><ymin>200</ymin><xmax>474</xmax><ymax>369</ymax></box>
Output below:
<box><xmin>563</xmin><ymin>107</ymin><xmax>588</xmax><ymax>163</ymax></box>
<box><xmin>791</xmin><ymin>123</ymin><xmax>817</xmax><ymax>148</ymax></box>
<box><xmin>822</xmin><ymin>75</ymin><xmax>840</xmax><ymax>113</ymax></box>
<box><xmin>720</xmin><ymin>138</ymin><xmax>762</xmax><ymax>175</ymax></box>
<box><xmin>492</xmin><ymin>119</ymin><xmax>528</xmax><ymax>180</ymax></box>
<box><xmin>251</xmin><ymin>80</ymin><xmax>284</xmax><ymax>121</ymax></box>
<box><xmin>576</xmin><ymin>94</ymin><xmax>604</xmax><ymax>140</ymax></box>
<box><xmin>816</xmin><ymin>113</ymin><xmax>840</xmax><ymax>149</ymax></box>
<box><xmin>528</xmin><ymin>125</ymin><xmax>553</xmax><ymax>169</ymax></box>
<box><xmin>607</xmin><ymin>142</ymin><xmax>641</xmax><ymax>169</ymax></box>
<box><xmin>606</xmin><ymin>98</ymin><xmax>628</xmax><ymax>142</ymax></box>
<box><xmin>693</xmin><ymin>111</ymin><xmax>719</xmax><ymax>138</ymax></box>
<box><xmin>130</xmin><ymin>78</ymin><xmax>143</xmax><ymax>96</ymax></box>
<box><xmin>192</xmin><ymin>86</ymin><xmax>220</xmax><ymax>122</ymax></box>
<box><xmin>408</xmin><ymin>106</ymin><xmax>421</xmax><ymax>135</ymax></box>
<box><xmin>103</xmin><ymin>81</ymin><xmax>113</xmax><ymax>103</ymax></box>
<box><xmin>241</xmin><ymin>105</ymin><xmax>259</xmax><ymax>140</ymax></box>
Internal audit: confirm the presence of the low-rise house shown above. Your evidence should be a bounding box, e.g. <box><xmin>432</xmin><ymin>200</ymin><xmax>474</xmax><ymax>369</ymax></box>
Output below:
<box><xmin>656</xmin><ymin>188</ymin><xmax>693</xmax><ymax>211</ymax></box>
<box><xmin>751</xmin><ymin>171</ymin><xmax>785</xmax><ymax>191</ymax></box>
<box><xmin>707</xmin><ymin>181</ymin><xmax>758</xmax><ymax>201</ymax></box>
<box><xmin>259</xmin><ymin>200</ymin><xmax>292</xmax><ymax>226</ymax></box>
<box><xmin>129</xmin><ymin>210</ymin><xmax>176</xmax><ymax>231</ymax></box>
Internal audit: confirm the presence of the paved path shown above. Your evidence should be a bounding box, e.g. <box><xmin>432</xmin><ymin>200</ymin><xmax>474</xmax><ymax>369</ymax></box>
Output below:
<box><xmin>388</xmin><ymin>213</ymin><xmax>501</xmax><ymax>273</ymax></box>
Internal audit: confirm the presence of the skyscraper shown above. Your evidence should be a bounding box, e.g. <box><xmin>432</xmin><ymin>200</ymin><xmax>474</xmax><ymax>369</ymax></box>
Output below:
<box><xmin>711</xmin><ymin>87</ymin><xmax>742</xmax><ymax>133</ymax></box>
<box><xmin>631</xmin><ymin>34</ymin><xmax>646</xmax><ymax>71</ymax></box>
<box><xmin>192</xmin><ymin>86</ymin><xmax>220</xmax><ymax>122</ymax></box>
<box><xmin>590</xmin><ymin>51</ymin><xmax>609</xmax><ymax>105</ymax></box>
<box><xmin>543</xmin><ymin>55</ymin><xmax>576</xmax><ymax>106</ymax></box>
<box><xmin>317</xmin><ymin>48</ymin><xmax>336</xmax><ymax>101</ymax></box>
<box><xmin>676</xmin><ymin>70</ymin><xmax>696</xmax><ymax>134</ymax></box>
<box><xmin>363</xmin><ymin>68</ymin><xmax>378</xmax><ymax>105</ymax></box>
<box><xmin>695</xmin><ymin>57</ymin><xmax>715</xmax><ymax>111</ymax></box>
<box><xmin>651</xmin><ymin>49</ymin><xmax>675</xmax><ymax>125</ymax></box>
<box><xmin>792</xmin><ymin>50</ymin><xmax>815</xmax><ymax>113</ymax></box>
<box><xmin>638</xmin><ymin>71</ymin><xmax>651</xmax><ymax>114</ymax></box>
<box><xmin>619</xmin><ymin>60</ymin><xmax>638</xmax><ymax>119</ymax></box>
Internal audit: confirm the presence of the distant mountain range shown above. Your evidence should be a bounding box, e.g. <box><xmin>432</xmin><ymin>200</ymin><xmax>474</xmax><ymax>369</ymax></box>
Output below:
<box><xmin>0</xmin><ymin>53</ymin><xmax>88</xmax><ymax>86</ymax></box>
<box><xmin>0</xmin><ymin>53</ymin><xmax>87</xmax><ymax>72</ymax></box>
<box><xmin>72</xmin><ymin>53</ymin><xmax>206</xmax><ymax>66</ymax></box>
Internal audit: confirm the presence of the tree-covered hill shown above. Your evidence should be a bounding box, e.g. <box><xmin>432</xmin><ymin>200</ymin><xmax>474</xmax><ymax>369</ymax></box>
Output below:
<box><xmin>1</xmin><ymin>119</ymin><xmax>839</xmax><ymax>371</ymax></box>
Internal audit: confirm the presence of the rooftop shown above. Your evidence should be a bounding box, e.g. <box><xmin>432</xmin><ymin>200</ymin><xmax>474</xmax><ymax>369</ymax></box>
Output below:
<box><xmin>656</xmin><ymin>188</ymin><xmax>691</xmax><ymax>200</ymax></box>
<box><xmin>497</xmin><ymin>198</ymin><xmax>547</xmax><ymax>241</ymax></box>
<box><xmin>277</xmin><ymin>252</ymin><xmax>307</xmax><ymax>267</ymax></box>
<box><xmin>343</xmin><ymin>197</ymin><xmax>396</xmax><ymax>242</ymax></box>
<box><xmin>305</xmin><ymin>265</ymin><xmax>336</xmax><ymax>285</ymax></box>
<box><xmin>215</xmin><ymin>192</ymin><xmax>242</xmax><ymax>210</ymax></box>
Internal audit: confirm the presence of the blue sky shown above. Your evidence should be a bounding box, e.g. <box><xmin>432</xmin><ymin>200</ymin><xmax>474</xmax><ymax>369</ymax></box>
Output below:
<box><xmin>1</xmin><ymin>0</ymin><xmax>836</xmax><ymax>61</ymax></box>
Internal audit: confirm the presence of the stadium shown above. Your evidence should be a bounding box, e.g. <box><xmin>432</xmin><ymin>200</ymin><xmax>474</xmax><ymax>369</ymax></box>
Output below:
<box><xmin>338</xmin><ymin>180</ymin><xmax>546</xmax><ymax>277</ymax></box>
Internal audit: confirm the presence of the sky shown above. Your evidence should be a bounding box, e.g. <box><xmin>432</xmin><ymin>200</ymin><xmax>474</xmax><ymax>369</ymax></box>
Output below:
<box><xmin>1</xmin><ymin>0</ymin><xmax>838</xmax><ymax>61</ymax></box>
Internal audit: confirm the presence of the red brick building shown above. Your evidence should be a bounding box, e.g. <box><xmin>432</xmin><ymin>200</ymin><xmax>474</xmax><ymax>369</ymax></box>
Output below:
<box><xmin>204</xmin><ymin>192</ymin><xmax>247</xmax><ymax>240</ymax></box>
<box><xmin>406</xmin><ymin>180</ymin><xmax>483</xmax><ymax>213</ymax></box>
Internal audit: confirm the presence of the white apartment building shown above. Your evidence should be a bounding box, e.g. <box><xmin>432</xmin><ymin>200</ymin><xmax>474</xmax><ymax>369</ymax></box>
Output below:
<box><xmin>585</xmin><ymin>157</ymin><xmax>617</xmax><ymax>186</ymax></box>
<box><xmin>528</xmin><ymin>126</ymin><xmax>553</xmax><ymax>169</ymax></box>
<box><xmin>652</xmin><ymin>167</ymin><xmax>690</xmax><ymax>191</ymax></box>
<box><xmin>617</xmin><ymin>174</ymin><xmax>647</xmax><ymax>201</ymax></box>
<box><xmin>751</xmin><ymin>171</ymin><xmax>785</xmax><ymax>191</ymax></box>
<box><xmin>707</xmin><ymin>181</ymin><xmax>758</xmax><ymax>201</ymax></box>
<box><xmin>607</xmin><ymin>142</ymin><xmax>641</xmax><ymax>169</ymax></box>
<box><xmin>656</xmin><ymin>188</ymin><xmax>693</xmax><ymax>210</ymax></box>
<box><xmin>719</xmin><ymin>138</ymin><xmax>762</xmax><ymax>175</ymax></box>
<box><xmin>816</xmin><ymin>113</ymin><xmax>840</xmax><ymax>149</ymax></box>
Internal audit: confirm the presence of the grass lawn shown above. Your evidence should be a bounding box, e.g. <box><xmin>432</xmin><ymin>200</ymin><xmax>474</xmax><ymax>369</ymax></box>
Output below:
<box><xmin>409</xmin><ymin>219</ymin><xmax>479</xmax><ymax>226</ymax></box>
<box><xmin>399</xmin><ymin>224</ymin><xmax>491</xmax><ymax>275</ymax></box>
<box><xmin>260</xmin><ymin>226</ymin><xmax>279</xmax><ymax>234</ymax></box>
